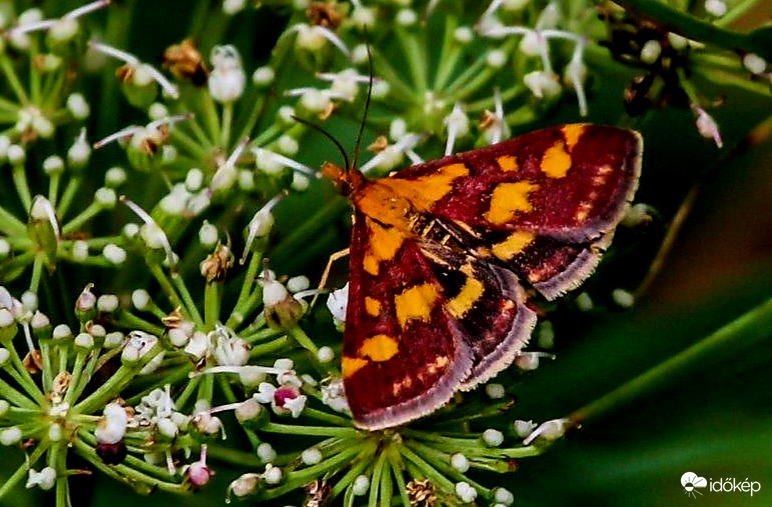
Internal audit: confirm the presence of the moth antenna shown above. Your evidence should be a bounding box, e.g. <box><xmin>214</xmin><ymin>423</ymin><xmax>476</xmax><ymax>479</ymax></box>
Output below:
<box><xmin>290</xmin><ymin>115</ymin><xmax>349</xmax><ymax>172</ymax></box>
<box><xmin>351</xmin><ymin>27</ymin><xmax>373</xmax><ymax>172</ymax></box>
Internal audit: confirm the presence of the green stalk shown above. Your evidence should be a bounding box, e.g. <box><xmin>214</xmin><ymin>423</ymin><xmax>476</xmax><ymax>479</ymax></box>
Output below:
<box><xmin>0</xmin><ymin>440</ymin><xmax>48</xmax><ymax>500</ymax></box>
<box><xmin>571</xmin><ymin>298</ymin><xmax>772</xmax><ymax>425</ymax></box>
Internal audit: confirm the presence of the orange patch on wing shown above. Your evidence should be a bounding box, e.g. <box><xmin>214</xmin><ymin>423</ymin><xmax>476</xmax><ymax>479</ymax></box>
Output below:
<box><xmin>562</xmin><ymin>124</ymin><xmax>586</xmax><ymax>151</ymax></box>
<box><xmin>446</xmin><ymin>265</ymin><xmax>484</xmax><ymax>318</ymax></box>
<box><xmin>541</xmin><ymin>141</ymin><xmax>572</xmax><ymax>178</ymax></box>
<box><xmin>359</xmin><ymin>334</ymin><xmax>399</xmax><ymax>361</ymax></box>
<box><xmin>491</xmin><ymin>230</ymin><xmax>535</xmax><ymax>260</ymax></box>
<box><xmin>363</xmin><ymin>219</ymin><xmax>405</xmax><ymax>275</ymax></box>
<box><xmin>380</xmin><ymin>163</ymin><xmax>468</xmax><ymax>212</ymax></box>
<box><xmin>364</xmin><ymin>297</ymin><xmax>381</xmax><ymax>316</ymax></box>
<box><xmin>484</xmin><ymin>182</ymin><xmax>538</xmax><ymax>225</ymax></box>
<box><xmin>496</xmin><ymin>155</ymin><xmax>518</xmax><ymax>172</ymax></box>
<box><xmin>394</xmin><ymin>283</ymin><xmax>440</xmax><ymax>329</ymax></box>
<box><xmin>342</xmin><ymin>356</ymin><xmax>368</xmax><ymax>378</ymax></box>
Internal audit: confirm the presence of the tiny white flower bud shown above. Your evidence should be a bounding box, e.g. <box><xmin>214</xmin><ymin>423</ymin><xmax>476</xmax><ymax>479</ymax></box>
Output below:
<box><xmin>198</xmin><ymin>221</ymin><xmax>219</xmax><ymax>246</ymax></box>
<box><xmin>223</xmin><ymin>0</ymin><xmax>247</xmax><ymax>15</ymax></box>
<box><xmin>67</xmin><ymin>93</ymin><xmax>90</xmax><ymax>120</ymax></box>
<box><xmin>0</xmin><ymin>348</ymin><xmax>10</xmax><ymax>366</ymax></box>
<box><xmin>209</xmin><ymin>45</ymin><xmax>246</xmax><ymax>103</ymax></box>
<box><xmin>104</xmin><ymin>166</ymin><xmax>127</xmax><ymax>187</ymax></box>
<box><xmin>519</xmin><ymin>31</ymin><xmax>542</xmax><ymax>57</ymax></box>
<box><xmin>301</xmin><ymin>447</ymin><xmax>323</xmax><ymax>465</ymax></box>
<box><xmin>515</xmin><ymin>352</ymin><xmax>540</xmax><ymax>370</ymax></box>
<box><xmin>299</xmin><ymin>88</ymin><xmax>331</xmax><ymax>113</ymax></box>
<box><xmin>704</xmin><ymin>0</ymin><xmax>726</xmax><ymax>17</ymax></box>
<box><xmin>743</xmin><ymin>53</ymin><xmax>766</xmax><ymax>74</ymax></box>
<box><xmin>0</xmin><ymin>400</ymin><xmax>9</xmax><ymax>417</ymax></box>
<box><xmin>524</xmin><ymin>70</ymin><xmax>561</xmax><ymax>98</ymax></box>
<box><xmin>278</xmin><ymin>105</ymin><xmax>296</xmax><ymax>124</ymax></box>
<box><xmin>97</xmin><ymin>294</ymin><xmax>119</xmax><ymax>313</ymax></box>
<box><xmin>53</xmin><ymin>324</ymin><xmax>73</xmax><ymax>341</ymax></box>
<box><xmin>75</xmin><ymin>332</ymin><xmax>94</xmax><ymax>349</ymax></box>
<box><xmin>486</xmin><ymin>49</ymin><xmax>507</xmax><ymax>68</ymax></box>
<box><xmin>43</xmin><ymin>155</ymin><xmax>65</xmax><ymax>175</ymax></box>
<box><xmin>667</xmin><ymin>32</ymin><xmax>688</xmax><ymax>50</ymax></box>
<box><xmin>454</xmin><ymin>26</ymin><xmax>473</xmax><ymax>44</ymax></box>
<box><xmin>494</xmin><ymin>487</ymin><xmax>515</xmax><ymax>505</ymax></box>
<box><xmin>352</xmin><ymin>474</ymin><xmax>370</xmax><ymax>495</ymax></box>
<box><xmin>485</xmin><ymin>383</ymin><xmax>506</xmax><ymax>399</ymax></box>
<box><xmin>640</xmin><ymin>40</ymin><xmax>661</xmax><ymax>64</ymax></box>
<box><xmin>263</xmin><ymin>464</ymin><xmax>282</xmax><ymax>484</ymax></box>
<box><xmin>482</xmin><ymin>428</ymin><xmax>504</xmax><ymax>447</ymax></box>
<box><xmin>147</xmin><ymin>102</ymin><xmax>169</xmax><ymax>120</ymax></box>
<box><xmin>611</xmin><ymin>288</ymin><xmax>635</xmax><ymax>308</ymax></box>
<box><xmin>455</xmin><ymin>481</ymin><xmax>477</xmax><ymax>503</ymax></box>
<box><xmin>252</xmin><ymin>66</ymin><xmax>275</xmax><ymax>86</ymax></box>
<box><xmin>67</xmin><ymin>130</ymin><xmax>91</xmax><ymax>167</ymax></box>
<box><xmin>317</xmin><ymin>346</ymin><xmax>334</xmax><ymax>363</ymax></box>
<box><xmin>131</xmin><ymin>289</ymin><xmax>151</xmax><ymax>310</ymax></box>
<box><xmin>103</xmin><ymin>244</ymin><xmax>127</xmax><ymax>265</ymax></box>
<box><xmin>21</xmin><ymin>291</ymin><xmax>37</xmax><ymax>312</ymax></box>
<box><xmin>7</xmin><ymin>145</ymin><xmax>25</xmax><ymax>165</ymax></box>
<box><xmin>0</xmin><ymin>309</ymin><xmax>13</xmax><ymax>328</ymax></box>
<box><xmin>396</xmin><ymin>9</ymin><xmax>417</xmax><ymax>26</ymax></box>
<box><xmin>104</xmin><ymin>331</ymin><xmax>124</xmax><ymax>348</ymax></box>
<box><xmin>0</xmin><ymin>239</ymin><xmax>8</xmax><ymax>258</ymax></box>
<box><xmin>351</xmin><ymin>6</ymin><xmax>376</xmax><ymax>27</ymax></box>
<box><xmin>185</xmin><ymin>168</ymin><xmax>204</xmax><ymax>191</ymax></box>
<box><xmin>575</xmin><ymin>291</ymin><xmax>594</xmax><ymax>311</ymax></box>
<box><xmin>450</xmin><ymin>452</ymin><xmax>470</xmax><ymax>472</ymax></box>
<box><xmin>0</xmin><ymin>427</ymin><xmax>23</xmax><ymax>446</ymax></box>
<box><xmin>95</xmin><ymin>187</ymin><xmax>117</xmax><ymax>208</ymax></box>
<box><xmin>291</xmin><ymin>173</ymin><xmax>310</xmax><ymax>191</ymax></box>
<box><xmin>276</xmin><ymin>135</ymin><xmax>299</xmax><ymax>156</ymax></box>
<box><xmin>26</xmin><ymin>467</ymin><xmax>56</xmax><ymax>490</ymax></box>
<box><xmin>287</xmin><ymin>276</ymin><xmax>310</xmax><ymax>293</ymax></box>
<box><xmin>257</xmin><ymin>442</ymin><xmax>277</xmax><ymax>463</ymax></box>
<box><xmin>168</xmin><ymin>328</ymin><xmax>189</xmax><ymax>347</ymax></box>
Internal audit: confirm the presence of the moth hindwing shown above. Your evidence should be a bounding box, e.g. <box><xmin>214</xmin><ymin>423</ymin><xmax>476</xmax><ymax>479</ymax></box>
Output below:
<box><xmin>330</xmin><ymin>124</ymin><xmax>642</xmax><ymax>430</ymax></box>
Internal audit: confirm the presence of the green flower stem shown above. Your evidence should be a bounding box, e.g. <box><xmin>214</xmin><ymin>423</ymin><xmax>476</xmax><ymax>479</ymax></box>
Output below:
<box><xmin>0</xmin><ymin>94</ymin><xmax>19</xmax><ymax>111</ymax></box>
<box><xmin>63</xmin><ymin>350</ymin><xmax>88</xmax><ymax>405</ymax></box>
<box><xmin>221</xmin><ymin>102</ymin><xmax>234</xmax><ymax>149</ymax></box>
<box><xmin>2</xmin><ymin>343</ymin><xmax>46</xmax><ymax>405</ymax></box>
<box><xmin>202</xmin><ymin>93</ymin><xmax>221</xmax><ymax>145</ymax></box>
<box><xmin>430</xmin><ymin>398</ymin><xmax>515</xmax><ymax>426</ymax></box>
<box><xmin>287</xmin><ymin>325</ymin><xmax>318</xmax><ymax>355</ymax></box>
<box><xmin>217</xmin><ymin>375</ymin><xmax>238</xmax><ymax>403</ymax></box>
<box><xmin>369</xmin><ymin>449</ymin><xmax>388</xmax><ymax>507</ymax></box>
<box><xmin>69</xmin><ymin>346</ymin><xmax>106</xmax><ymax>402</ymax></box>
<box><xmin>206</xmin><ymin>443</ymin><xmax>263</xmax><ymax>468</ymax></box>
<box><xmin>613</xmin><ymin>0</ymin><xmax>771</xmax><ymax>60</ymax></box>
<box><xmin>60</xmin><ymin>202</ymin><xmax>103</xmax><ymax>236</ymax></box>
<box><xmin>230</xmin><ymin>250</ymin><xmax>262</xmax><ymax>320</ymax></box>
<box><xmin>174</xmin><ymin>374</ymin><xmax>200</xmax><ymax>409</ymax></box>
<box><xmin>55</xmin><ymin>443</ymin><xmax>68</xmax><ymax>507</ymax></box>
<box><xmin>0</xmin><ymin>439</ymin><xmax>48</xmax><ymax>500</ymax></box>
<box><xmin>443</xmin><ymin>49</ymin><xmax>493</xmax><ymax>97</ymax></box>
<box><xmin>252</xmin><ymin>122</ymin><xmax>283</xmax><ymax>146</ymax></box>
<box><xmin>203</xmin><ymin>282</ymin><xmax>220</xmax><ymax>332</ymax></box>
<box><xmin>404</xmin><ymin>439</ymin><xmax>490</xmax><ymax>495</ymax></box>
<box><xmin>717</xmin><ymin>0</ymin><xmax>762</xmax><ymax>27</ymax></box>
<box><xmin>242</xmin><ymin>327</ymin><xmax>280</xmax><ymax>344</ymax></box>
<box><xmin>261</xmin><ymin>422</ymin><xmax>358</xmax><ymax>438</ymax></box>
<box><xmin>0</xmin><ymin>54</ymin><xmax>29</xmax><ymax>104</ymax></box>
<box><xmin>389</xmin><ymin>454</ymin><xmax>411</xmax><ymax>507</ymax></box>
<box><xmin>301</xmin><ymin>407</ymin><xmax>353</xmax><ymax>427</ymax></box>
<box><xmin>48</xmin><ymin>173</ymin><xmax>61</xmax><ymax>207</ymax></box>
<box><xmin>57</xmin><ymin>177</ymin><xmax>82</xmax><ymax>221</ymax></box>
<box><xmin>371</xmin><ymin>48</ymin><xmax>422</xmax><ymax>106</ymax></box>
<box><xmin>433</xmin><ymin>15</ymin><xmax>461</xmax><ymax>91</ymax></box>
<box><xmin>148</xmin><ymin>264</ymin><xmax>187</xmax><ymax>320</ymax></box>
<box><xmin>114</xmin><ymin>310</ymin><xmax>165</xmax><ymax>336</ymax></box>
<box><xmin>181</xmin><ymin>114</ymin><xmax>215</xmax><ymax>151</ymax></box>
<box><xmin>260</xmin><ymin>443</ymin><xmax>365</xmax><ymax>500</ymax></box>
<box><xmin>75</xmin><ymin>345</ymin><xmax>163</xmax><ymax>414</ymax></box>
<box><xmin>399</xmin><ymin>445</ymin><xmax>456</xmax><ymax>495</ymax></box>
<box><xmin>199</xmin><ymin>371</ymin><xmax>214</xmax><ymax>400</ymax></box>
<box><xmin>28</xmin><ymin>46</ymin><xmax>41</xmax><ymax>104</ymax></box>
<box><xmin>71</xmin><ymin>439</ymin><xmax>188</xmax><ymax>494</ymax></box>
<box><xmin>329</xmin><ymin>443</ymin><xmax>377</xmax><ymax>498</ymax></box>
<box><xmin>11</xmin><ymin>164</ymin><xmax>32</xmax><ymax>212</ymax></box>
<box><xmin>40</xmin><ymin>342</ymin><xmax>53</xmax><ymax>393</ymax></box>
<box><xmin>396</xmin><ymin>28</ymin><xmax>428</xmax><ymax>95</ymax></box>
<box><xmin>0</xmin><ymin>204</ymin><xmax>27</xmax><ymax>236</ymax></box>
<box><xmin>169</xmin><ymin>271</ymin><xmax>204</xmax><ymax>328</ymax></box>
<box><xmin>249</xmin><ymin>335</ymin><xmax>291</xmax><ymax>358</ymax></box>
<box><xmin>29</xmin><ymin>256</ymin><xmax>44</xmax><ymax>294</ymax></box>
<box><xmin>235</xmin><ymin>95</ymin><xmax>266</xmax><ymax>143</ymax></box>
<box><xmin>170</xmin><ymin>128</ymin><xmax>210</xmax><ymax>161</ymax></box>
<box><xmin>570</xmin><ymin>297</ymin><xmax>772</xmax><ymax>426</ymax></box>
<box><xmin>0</xmin><ymin>376</ymin><xmax>38</xmax><ymax>409</ymax></box>
<box><xmin>270</xmin><ymin>198</ymin><xmax>348</xmax><ymax>263</ymax></box>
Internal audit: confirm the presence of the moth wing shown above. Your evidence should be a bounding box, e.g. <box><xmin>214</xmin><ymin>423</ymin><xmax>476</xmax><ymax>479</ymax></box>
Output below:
<box><xmin>380</xmin><ymin>124</ymin><xmax>642</xmax><ymax>299</ymax></box>
<box><xmin>342</xmin><ymin>211</ymin><xmax>474</xmax><ymax>430</ymax></box>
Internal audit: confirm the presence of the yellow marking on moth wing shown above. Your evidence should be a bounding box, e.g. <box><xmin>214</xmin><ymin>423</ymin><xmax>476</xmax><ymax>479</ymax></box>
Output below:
<box><xmin>426</xmin><ymin>355</ymin><xmax>449</xmax><ymax>375</ymax></box>
<box><xmin>359</xmin><ymin>334</ymin><xmax>399</xmax><ymax>362</ymax></box>
<box><xmin>342</xmin><ymin>356</ymin><xmax>369</xmax><ymax>379</ymax></box>
<box><xmin>492</xmin><ymin>230</ymin><xmax>536</xmax><ymax>261</ymax></box>
<box><xmin>380</xmin><ymin>163</ymin><xmax>469</xmax><ymax>212</ymax></box>
<box><xmin>496</xmin><ymin>155</ymin><xmax>518</xmax><ymax>172</ymax></box>
<box><xmin>541</xmin><ymin>141</ymin><xmax>572</xmax><ymax>178</ymax></box>
<box><xmin>562</xmin><ymin>124</ymin><xmax>586</xmax><ymax>151</ymax></box>
<box><xmin>484</xmin><ymin>182</ymin><xmax>538</xmax><ymax>225</ymax></box>
<box><xmin>575</xmin><ymin>201</ymin><xmax>594</xmax><ymax>222</ymax></box>
<box><xmin>446</xmin><ymin>265</ymin><xmax>484</xmax><ymax>318</ymax></box>
<box><xmin>363</xmin><ymin>219</ymin><xmax>406</xmax><ymax>275</ymax></box>
<box><xmin>394</xmin><ymin>283</ymin><xmax>440</xmax><ymax>329</ymax></box>
<box><xmin>364</xmin><ymin>297</ymin><xmax>381</xmax><ymax>316</ymax></box>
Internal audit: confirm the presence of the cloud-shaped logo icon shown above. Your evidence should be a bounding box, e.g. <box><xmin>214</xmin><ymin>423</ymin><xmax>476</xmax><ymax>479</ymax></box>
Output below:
<box><xmin>681</xmin><ymin>472</ymin><xmax>707</xmax><ymax>498</ymax></box>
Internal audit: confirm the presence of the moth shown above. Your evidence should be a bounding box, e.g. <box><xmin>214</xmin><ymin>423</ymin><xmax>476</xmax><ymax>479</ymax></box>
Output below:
<box><xmin>323</xmin><ymin>124</ymin><xmax>642</xmax><ymax>431</ymax></box>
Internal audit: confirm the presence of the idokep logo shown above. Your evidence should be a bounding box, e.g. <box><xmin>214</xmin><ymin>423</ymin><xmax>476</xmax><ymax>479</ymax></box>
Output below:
<box><xmin>681</xmin><ymin>471</ymin><xmax>762</xmax><ymax>499</ymax></box>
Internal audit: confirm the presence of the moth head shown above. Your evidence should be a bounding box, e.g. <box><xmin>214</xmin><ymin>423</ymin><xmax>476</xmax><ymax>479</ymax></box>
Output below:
<box><xmin>322</xmin><ymin>161</ymin><xmax>362</xmax><ymax>196</ymax></box>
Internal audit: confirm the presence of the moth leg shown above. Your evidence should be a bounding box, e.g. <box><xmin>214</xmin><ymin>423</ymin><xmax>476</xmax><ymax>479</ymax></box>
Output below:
<box><xmin>310</xmin><ymin>248</ymin><xmax>350</xmax><ymax>309</ymax></box>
